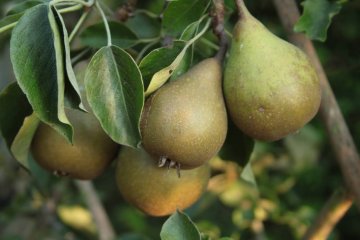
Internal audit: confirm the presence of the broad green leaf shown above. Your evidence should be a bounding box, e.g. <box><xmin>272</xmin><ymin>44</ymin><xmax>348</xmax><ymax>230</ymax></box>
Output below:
<box><xmin>52</xmin><ymin>6</ymin><xmax>84</xmax><ymax>110</ymax></box>
<box><xmin>294</xmin><ymin>0</ymin><xmax>344</xmax><ymax>41</ymax></box>
<box><xmin>85</xmin><ymin>46</ymin><xmax>144</xmax><ymax>148</ymax></box>
<box><xmin>162</xmin><ymin>0</ymin><xmax>209</xmax><ymax>36</ymax></box>
<box><xmin>180</xmin><ymin>15</ymin><xmax>207</xmax><ymax>41</ymax></box>
<box><xmin>6</xmin><ymin>0</ymin><xmax>44</xmax><ymax>15</ymax></box>
<box><xmin>10</xmin><ymin>4</ymin><xmax>73</xmax><ymax>142</ymax></box>
<box><xmin>81</xmin><ymin>21</ymin><xmax>139</xmax><ymax>49</ymax></box>
<box><xmin>139</xmin><ymin>41</ymin><xmax>186</xmax><ymax>90</ymax></box>
<box><xmin>125</xmin><ymin>10</ymin><xmax>161</xmax><ymax>39</ymax></box>
<box><xmin>160</xmin><ymin>210</ymin><xmax>201</xmax><ymax>240</ymax></box>
<box><xmin>0</xmin><ymin>82</ymin><xmax>32</xmax><ymax>148</ymax></box>
<box><xmin>10</xmin><ymin>114</ymin><xmax>39</xmax><ymax>169</ymax></box>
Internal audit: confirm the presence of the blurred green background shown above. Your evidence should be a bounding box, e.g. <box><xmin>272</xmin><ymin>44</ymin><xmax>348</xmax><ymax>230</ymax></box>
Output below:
<box><xmin>0</xmin><ymin>0</ymin><xmax>359</xmax><ymax>239</ymax></box>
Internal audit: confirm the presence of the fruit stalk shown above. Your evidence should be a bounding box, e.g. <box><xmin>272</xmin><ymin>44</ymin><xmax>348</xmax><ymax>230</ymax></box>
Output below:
<box><xmin>272</xmin><ymin>0</ymin><xmax>360</xmax><ymax>217</ymax></box>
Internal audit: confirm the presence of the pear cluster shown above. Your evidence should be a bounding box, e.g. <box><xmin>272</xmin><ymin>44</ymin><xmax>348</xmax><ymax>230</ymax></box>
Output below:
<box><xmin>30</xmin><ymin>2</ymin><xmax>321</xmax><ymax>218</ymax></box>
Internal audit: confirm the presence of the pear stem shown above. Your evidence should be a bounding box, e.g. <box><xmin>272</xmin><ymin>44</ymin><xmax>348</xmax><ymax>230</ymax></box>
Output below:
<box><xmin>212</xmin><ymin>0</ymin><xmax>228</xmax><ymax>62</ymax></box>
<box><xmin>235</xmin><ymin>0</ymin><xmax>246</xmax><ymax>19</ymax></box>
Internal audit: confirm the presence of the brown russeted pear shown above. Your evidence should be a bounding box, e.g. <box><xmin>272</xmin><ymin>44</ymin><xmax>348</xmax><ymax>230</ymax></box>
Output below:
<box><xmin>31</xmin><ymin>108</ymin><xmax>119</xmax><ymax>180</ymax></box>
<box><xmin>224</xmin><ymin>1</ymin><xmax>321</xmax><ymax>141</ymax></box>
<box><xmin>115</xmin><ymin>147</ymin><xmax>210</xmax><ymax>217</ymax></box>
<box><xmin>141</xmin><ymin>58</ymin><xmax>228</xmax><ymax>169</ymax></box>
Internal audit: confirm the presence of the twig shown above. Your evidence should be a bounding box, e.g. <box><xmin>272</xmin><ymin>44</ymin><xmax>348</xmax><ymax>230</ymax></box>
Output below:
<box><xmin>272</xmin><ymin>0</ymin><xmax>360</xmax><ymax>209</ymax></box>
<box><xmin>212</xmin><ymin>0</ymin><xmax>228</xmax><ymax>63</ymax></box>
<box><xmin>303</xmin><ymin>188</ymin><xmax>353</xmax><ymax>240</ymax></box>
<box><xmin>75</xmin><ymin>180</ymin><xmax>116</xmax><ymax>240</ymax></box>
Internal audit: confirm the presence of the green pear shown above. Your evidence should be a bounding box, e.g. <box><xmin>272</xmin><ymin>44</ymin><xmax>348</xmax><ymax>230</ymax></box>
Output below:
<box><xmin>141</xmin><ymin>58</ymin><xmax>228</xmax><ymax>169</ymax></box>
<box><xmin>224</xmin><ymin>2</ymin><xmax>321</xmax><ymax>141</ymax></box>
<box><xmin>115</xmin><ymin>147</ymin><xmax>210</xmax><ymax>217</ymax></box>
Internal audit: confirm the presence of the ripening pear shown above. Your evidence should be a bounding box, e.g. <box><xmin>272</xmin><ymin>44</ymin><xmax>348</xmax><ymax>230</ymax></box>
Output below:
<box><xmin>115</xmin><ymin>147</ymin><xmax>210</xmax><ymax>217</ymax></box>
<box><xmin>31</xmin><ymin>108</ymin><xmax>119</xmax><ymax>180</ymax></box>
<box><xmin>224</xmin><ymin>2</ymin><xmax>321</xmax><ymax>141</ymax></box>
<box><xmin>141</xmin><ymin>58</ymin><xmax>227</xmax><ymax>169</ymax></box>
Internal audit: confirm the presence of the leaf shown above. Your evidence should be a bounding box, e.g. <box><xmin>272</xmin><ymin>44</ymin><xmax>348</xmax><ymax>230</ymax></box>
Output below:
<box><xmin>125</xmin><ymin>10</ymin><xmax>161</xmax><ymax>39</ymax></box>
<box><xmin>81</xmin><ymin>21</ymin><xmax>139</xmax><ymax>49</ymax></box>
<box><xmin>219</xmin><ymin>119</ymin><xmax>255</xmax><ymax>166</ymax></box>
<box><xmin>0</xmin><ymin>0</ymin><xmax>44</xmax><ymax>34</ymax></box>
<box><xmin>6</xmin><ymin>0</ymin><xmax>44</xmax><ymax>15</ymax></box>
<box><xmin>0</xmin><ymin>82</ymin><xmax>32</xmax><ymax>149</ymax></box>
<box><xmin>294</xmin><ymin>0</ymin><xmax>344</xmax><ymax>41</ymax></box>
<box><xmin>10</xmin><ymin>114</ymin><xmax>39</xmax><ymax>169</ymax></box>
<box><xmin>139</xmin><ymin>41</ymin><xmax>186</xmax><ymax>90</ymax></box>
<box><xmin>10</xmin><ymin>4</ymin><xmax>73</xmax><ymax>142</ymax></box>
<box><xmin>52</xmin><ymin>6</ymin><xmax>84</xmax><ymax>110</ymax></box>
<box><xmin>162</xmin><ymin>0</ymin><xmax>209</xmax><ymax>36</ymax></box>
<box><xmin>141</xmin><ymin>18</ymin><xmax>211</xmax><ymax>96</ymax></box>
<box><xmin>160</xmin><ymin>210</ymin><xmax>201</xmax><ymax>240</ymax></box>
<box><xmin>0</xmin><ymin>13</ymin><xmax>22</xmax><ymax>34</ymax></box>
<box><xmin>85</xmin><ymin>46</ymin><xmax>144</xmax><ymax>148</ymax></box>
<box><xmin>10</xmin><ymin>113</ymin><xmax>53</xmax><ymax>191</ymax></box>
<box><xmin>180</xmin><ymin>16</ymin><xmax>207</xmax><ymax>41</ymax></box>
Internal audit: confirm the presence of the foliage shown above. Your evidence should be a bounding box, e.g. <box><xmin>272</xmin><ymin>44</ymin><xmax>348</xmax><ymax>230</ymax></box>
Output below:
<box><xmin>0</xmin><ymin>0</ymin><xmax>359</xmax><ymax>239</ymax></box>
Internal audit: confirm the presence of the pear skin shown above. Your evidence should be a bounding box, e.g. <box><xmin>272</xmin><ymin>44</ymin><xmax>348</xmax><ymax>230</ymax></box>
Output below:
<box><xmin>141</xmin><ymin>58</ymin><xmax>227</xmax><ymax>169</ymax></box>
<box><xmin>115</xmin><ymin>147</ymin><xmax>210</xmax><ymax>217</ymax></box>
<box><xmin>224</xmin><ymin>3</ymin><xmax>321</xmax><ymax>141</ymax></box>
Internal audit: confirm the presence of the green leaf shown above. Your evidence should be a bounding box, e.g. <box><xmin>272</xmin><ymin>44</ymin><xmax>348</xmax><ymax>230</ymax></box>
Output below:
<box><xmin>6</xmin><ymin>0</ymin><xmax>44</xmax><ymax>15</ymax></box>
<box><xmin>10</xmin><ymin>114</ymin><xmax>39</xmax><ymax>169</ymax></box>
<box><xmin>0</xmin><ymin>13</ymin><xmax>22</xmax><ymax>34</ymax></box>
<box><xmin>85</xmin><ymin>46</ymin><xmax>144</xmax><ymax>148</ymax></box>
<box><xmin>81</xmin><ymin>21</ymin><xmax>139</xmax><ymax>49</ymax></box>
<box><xmin>52</xmin><ymin>6</ymin><xmax>84</xmax><ymax>110</ymax></box>
<box><xmin>219</xmin><ymin>119</ymin><xmax>255</xmax><ymax>166</ymax></box>
<box><xmin>125</xmin><ymin>10</ymin><xmax>161</xmax><ymax>39</ymax></box>
<box><xmin>139</xmin><ymin>41</ymin><xmax>186</xmax><ymax>90</ymax></box>
<box><xmin>0</xmin><ymin>0</ymin><xmax>44</xmax><ymax>34</ymax></box>
<box><xmin>0</xmin><ymin>82</ymin><xmax>32</xmax><ymax>149</ymax></box>
<box><xmin>294</xmin><ymin>0</ymin><xmax>344</xmax><ymax>41</ymax></box>
<box><xmin>160</xmin><ymin>210</ymin><xmax>201</xmax><ymax>240</ymax></box>
<box><xmin>180</xmin><ymin>15</ymin><xmax>207</xmax><ymax>41</ymax></box>
<box><xmin>10</xmin><ymin>4</ymin><xmax>73</xmax><ymax>142</ymax></box>
<box><xmin>10</xmin><ymin>113</ymin><xmax>53</xmax><ymax>191</ymax></box>
<box><xmin>162</xmin><ymin>0</ymin><xmax>209</xmax><ymax>36</ymax></box>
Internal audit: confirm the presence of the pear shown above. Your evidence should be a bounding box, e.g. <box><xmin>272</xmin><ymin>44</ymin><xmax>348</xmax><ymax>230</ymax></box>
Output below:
<box><xmin>115</xmin><ymin>147</ymin><xmax>210</xmax><ymax>217</ymax></box>
<box><xmin>141</xmin><ymin>58</ymin><xmax>227</xmax><ymax>169</ymax></box>
<box><xmin>224</xmin><ymin>2</ymin><xmax>321</xmax><ymax>141</ymax></box>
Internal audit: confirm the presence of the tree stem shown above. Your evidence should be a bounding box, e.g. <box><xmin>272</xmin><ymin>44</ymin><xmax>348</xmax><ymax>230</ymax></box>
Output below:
<box><xmin>272</xmin><ymin>0</ymin><xmax>360</xmax><ymax>209</ymax></box>
<box><xmin>75</xmin><ymin>180</ymin><xmax>116</xmax><ymax>240</ymax></box>
<box><xmin>303</xmin><ymin>188</ymin><xmax>353</xmax><ymax>240</ymax></box>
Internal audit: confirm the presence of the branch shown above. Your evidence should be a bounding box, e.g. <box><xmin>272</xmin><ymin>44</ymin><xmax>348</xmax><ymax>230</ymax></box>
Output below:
<box><xmin>272</xmin><ymin>0</ymin><xmax>360</xmax><ymax>209</ymax></box>
<box><xmin>303</xmin><ymin>188</ymin><xmax>353</xmax><ymax>240</ymax></box>
<box><xmin>75</xmin><ymin>180</ymin><xmax>116</xmax><ymax>240</ymax></box>
<box><xmin>212</xmin><ymin>0</ymin><xmax>228</xmax><ymax>62</ymax></box>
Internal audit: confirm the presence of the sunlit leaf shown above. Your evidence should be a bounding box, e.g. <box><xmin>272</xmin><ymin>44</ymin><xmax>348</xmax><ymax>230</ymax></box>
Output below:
<box><xmin>85</xmin><ymin>46</ymin><xmax>144</xmax><ymax>147</ymax></box>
